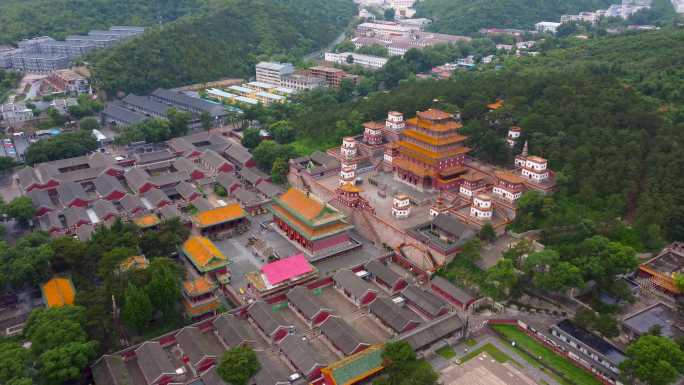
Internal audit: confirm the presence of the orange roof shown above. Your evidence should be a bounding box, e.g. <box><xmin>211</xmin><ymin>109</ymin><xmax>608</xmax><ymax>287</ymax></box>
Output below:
<box><xmin>271</xmin><ymin>204</ymin><xmax>351</xmax><ymax>239</ymax></box>
<box><xmin>41</xmin><ymin>277</ymin><xmax>75</xmax><ymax>308</ymax></box>
<box><xmin>407</xmin><ymin>117</ymin><xmax>463</xmax><ymax>132</ymax></box>
<box><xmin>509</xmin><ymin>126</ymin><xmax>522</xmax><ymax>132</ymax></box>
<box><xmin>487</xmin><ymin>99</ymin><xmax>504</xmax><ymax>110</ymax></box>
<box><xmin>417</xmin><ymin>109</ymin><xmax>452</xmax><ymax>121</ymax></box>
<box><xmin>402</xmin><ymin>129</ymin><xmax>468</xmax><ymax>146</ymax></box>
<box><xmin>183</xmin><ymin>297</ymin><xmax>219</xmax><ymax>316</ymax></box>
<box><xmin>393</xmin><ymin>158</ymin><xmax>434</xmax><ymax>177</ymax></box>
<box><xmin>193</xmin><ymin>203</ymin><xmax>246</xmax><ymax>228</ymax></box>
<box><xmin>183</xmin><ymin>275</ymin><xmax>216</xmax><ymax>296</ymax></box>
<box><xmin>119</xmin><ymin>256</ymin><xmax>149</xmax><ymax>271</ymax></box>
<box><xmin>278</xmin><ymin>187</ymin><xmax>326</xmax><ymax>221</ymax></box>
<box><xmin>397</xmin><ymin>141</ymin><xmax>471</xmax><ymax>164</ymax></box>
<box><xmin>339</xmin><ymin>183</ymin><xmax>362</xmax><ymax>193</ymax></box>
<box><xmin>133</xmin><ymin>214</ymin><xmax>160</xmax><ymax>228</ymax></box>
<box><xmin>461</xmin><ymin>171</ymin><xmax>486</xmax><ymax>182</ymax></box>
<box><xmin>496</xmin><ymin>171</ymin><xmax>524</xmax><ymax>184</ymax></box>
<box><xmin>182</xmin><ymin>236</ymin><xmax>228</xmax><ymax>271</ymax></box>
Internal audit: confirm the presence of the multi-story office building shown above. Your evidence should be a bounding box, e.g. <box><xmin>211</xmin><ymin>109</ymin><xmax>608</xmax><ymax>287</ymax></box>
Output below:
<box><xmin>255</xmin><ymin>62</ymin><xmax>295</xmax><ymax>85</ymax></box>
<box><xmin>324</xmin><ymin>52</ymin><xmax>388</xmax><ymax>70</ymax></box>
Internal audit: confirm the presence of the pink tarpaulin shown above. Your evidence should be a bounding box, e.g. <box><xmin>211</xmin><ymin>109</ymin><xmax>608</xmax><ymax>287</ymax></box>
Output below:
<box><xmin>261</xmin><ymin>254</ymin><xmax>313</xmax><ymax>286</ymax></box>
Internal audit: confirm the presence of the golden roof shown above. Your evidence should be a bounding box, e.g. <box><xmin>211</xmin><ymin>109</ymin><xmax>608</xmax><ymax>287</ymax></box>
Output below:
<box><xmin>183</xmin><ymin>236</ymin><xmax>228</xmax><ymax>269</ymax></box>
<box><xmin>271</xmin><ymin>204</ymin><xmax>351</xmax><ymax>239</ymax></box>
<box><xmin>278</xmin><ymin>187</ymin><xmax>326</xmax><ymax>221</ymax></box>
<box><xmin>402</xmin><ymin>129</ymin><xmax>467</xmax><ymax>146</ymax></box>
<box><xmin>495</xmin><ymin>171</ymin><xmax>524</xmax><ymax>184</ymax></box>
<box><xmin>193</xmin><ymin>203</ymin><xmax>246</xmax><ymax>228</ymax></box>
<box><xmin>119</xmin><ymin>256</ymin><xmax>149</xmax><ymax>271</ymax></box>
<box><xmin>487</xmin><ymin>99</ymin><xmax>504</xmax><ymax>110</ymax></box>
<box><xmin>417</xmin><ymin>109</ymin><xmax>452</xmax><ymax>121</ymax></box>
<box><xmin>42</xmin><ymin>277</ymin><xmax>75</xmax><ymax>308</ymax></box>
<box><xmin>397</xmin><ymin>141</ymin><xmax>471</xmax><ymax>164</ymax></box>
<box><xmin>407</xmin><ymin>117</ymin><xmax>463</xmax><ymax>132</ymax></box>
<box><xmin>133</xmin><ymin>214</ymin><xmax>161</xmax><ymax>228</ymax></box>
<box><xmin>393</xmin><ymin>158</ymin><xmax>434</xmax><ymax>177</ymax></box>
<box><xmin>461</xmin><ymin>171</ymin><xmax>486</xmax><ymax>182</ymax></box>
<box><xmin>183</xmin><ymin>275</ymin><xmax>216</xmax><ymax>296</ymax></box>
<box><xmin>339</xmin><ymin>183</ymin><xmax>362</xmax><ymax>193</ymax></box>
<box><xmin>183</xmin><ymin>297</ymin><xmax>219</xmax><ymax>316</ymax></box>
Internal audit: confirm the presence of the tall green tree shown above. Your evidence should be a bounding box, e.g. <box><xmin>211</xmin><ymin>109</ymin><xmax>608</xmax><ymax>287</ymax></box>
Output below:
<box><xmin>217</xmin><ymin>346</ymin><xmax>260</xmax><ymax>385</ymax></box>
<box><xmin>0</xmin><ymin>342</ymin><xmax>31</xmax><ymax>384</ymax></box>
<box><xmin>146</xmin><ymin>258</ymin><xmax>181</xmax><ymax>318</ymax></box>
<box><xmin>620</xmin><ymin>335</ymin><xmax>684</xmax><ymax>385</ymax></box>
<box><xmin>38</xmin><ymin>340</ymin><xmax>97</xmax><ymax>384</ymax></box>
<box><xmin>4</xmin><ymin>196</ymin><xmax>36</xmax><ymax>226</ymax></box>
<box><xmin>122</xmin><ymin>283</ymin><xmax>153</xmax><ymax>331</ymax></box>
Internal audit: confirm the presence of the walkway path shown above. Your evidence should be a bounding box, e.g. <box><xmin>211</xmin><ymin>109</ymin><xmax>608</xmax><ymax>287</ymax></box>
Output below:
<box><xmin>440</xmin><ymin>334</ymin><xmax>562</xmax><ymax>385</ymax></box>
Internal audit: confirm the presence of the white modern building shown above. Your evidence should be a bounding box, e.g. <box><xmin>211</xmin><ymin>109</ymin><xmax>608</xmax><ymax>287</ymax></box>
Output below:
<box><xmin>535</xmin><ymin>22</ymin><xmax>562</xmax><ymax>33</ymax></box>
<box><xmin>255</xmin><ymin>62</ymin><xmax>295</xmax><ymax>86</ymax></box>
<box><xmin>324</xmin><ymin>52</ymin><xmax>388</xmax><ymax>70</ymax></box>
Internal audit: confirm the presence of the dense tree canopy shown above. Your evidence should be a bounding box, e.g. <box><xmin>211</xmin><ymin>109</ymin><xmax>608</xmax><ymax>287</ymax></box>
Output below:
<box><xmin>620</xmin><ymin>335</ymin><xmax>684</xmax><ymax>385</ymax></box>
<box><xmin>0</xmin><ymin>0</ymin><xmax>209</xmax><ymax>44</ymax></box>
<box><xmin>415</xmin><ymin>0</ymin><xmax>614</xmax><ymax>35</ymax></box>
<box><xmin>24</xmin><ymin>130</ymin><xmax>98</xmax><ymax>165</ymax></box>
<box><xmin>217</xmin><ymin>346</ymin><xmax>261</xmax><ymax>385</ymax></box>
<box><xmin>89</xmin><ymin>0</ymin><xmax>355</xmax><ymax>94</ymax></box>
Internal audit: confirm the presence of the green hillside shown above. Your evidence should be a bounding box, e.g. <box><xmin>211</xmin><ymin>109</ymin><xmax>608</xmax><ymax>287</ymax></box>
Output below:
<box><xmin>88</xmin><ymin>0</ymin><xmax>356</xmax><ymax>94</ymax></box>
<box><xmin>0</xmin><ymin>0</ymin><xmax>210</xmax><ymax>44</ymax></box>
<box><xmin>415</xmin><ymin>0</ymin><xmax>614</xmax><ymax>35</ymax></box>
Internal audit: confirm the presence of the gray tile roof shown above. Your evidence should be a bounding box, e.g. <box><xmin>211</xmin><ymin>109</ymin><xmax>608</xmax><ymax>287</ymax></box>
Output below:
<box><xmin>133</xmin><ymin>149</ymin><xmax>175</xmax><ymax>165</ymax></box>
<box><xmin>135</xmin><ymin>341</ymin><xmax>176</xmax><ymax>385</ymax></box>
<box><xmin>57</xmin><ymin>181</ymin><xmax>89</xmax><ymax>205</ymax></box>
<box><xmin>28</xmin><ymin>189</ymin><xmax>56</xmax><ymax>210</ymax></box>
<box><xmin>401</xmin><ymin>284</ymin><xmax>449</xmax><ymax>318</ymax></box>
<box><xmin>233</xmin><ymin>187</ymin><xmax>264</xmax><ymax>207</ymax></box>
<box><xmin>95</xmin><ymin>174</ymin><xmax>126</xmax><ymax>198</ymax></box>
<box><xmin>201</xmin><ymin>149</ymin><xmax>231</xmax><ymax>170</ymax></box>
<box><xmin>91</xmin><ymin>199</ymin><xmax>118</xmax><ymax>220</ymax></box>
<box><xmin>254</xmin><ymin>351</ymin><xmax>291</xmax><ymax>385</ymax></box>
<box><xmin>175</xmin><ymin>181</ymin><xmax>200</xmax><ymax>200</ymax></box>
<box><xmin>398</xmin><ymin>312</ymin><xmax>464</xmax><ymax>351</ymax></box>
<box><xmin>123</xmin><ymin>94</ymin><xmax>170</xmax><ymax>117</ymax></box>
<box><xmin>369</xmin><ymin>297</ymin><xmax>421</xmax><ymax>333</ymax></box>
<box><xmin>286</xmin><ymin>286</ymin><xmax>331</xmax><ymax>320</ymax></box>
<box><xmin>64</xmin><ymin>206</ymin><xmax>91</xmax><ymax>227</ymax></box>
<box><xmin>76</xmin><ymin>223</ymin><xmax>96</xmax><ymax>241</ymax></box>
<box><xmin>174</xmin><ymin>326</ymin><xmax>223</xmax><ymax>366</ymax></box>
<box><xmin>191</xmin><ymin>197</ymin><xmax>214</xmax><ymax>212</ymax></box>
<box><xmin>158</xmin><ymin>204</ymin><xmax>183</xmax><ymax>221</ymax></box>
<box><xmin>197</xmin><ymin>366</ymin><xmax>227</xmax><ymax>385</ymax></box>
<box><xmin>213</xmin><ymin>314</ymin><xmax>253</xmax><ymax>348</ymax></box>
<box><xmin>124</xmin><ymin>168</ymin><xmax>151</xmax><ymax>192</ymax></box>
<box><xmin>333</xmin><ymin>269</ymin><xmax>378</xmax><ymax>301</ymax></box>
<box><xmin>430</xmin><ymin>276</ymin><xmax>475</xmax><ymax>305</ymax></box>
<box><xmin>247</xmin><ymin>301</ymin><xmax>291</xmax><ymax>336</ymax></box>
<box><xmin>39</xmin><ymin>211</ymin><xmax>64</xmax><ymax>232</ymax></box>
<box><xmin>215</xmin><ymin>172</ymin><xmax>241</xmax><ymax>191</ymax></box>
<box><xmin>151</xmin><ymin>88</ymin><xmax>226</xmax><ymax>117</ymax></box>
<box><xmin>149</xmin><ymin>171</ymin><xmax>187</xmax><ymax>187</ymax></box>
<box><xmin>280</xmin><ymin>334</ymin><xmax>328</xmax><ymax>375</ymax></box>
<box><xmin>18</xmin><ymin>167</ymin><xmax>39</xmax><ymax>191</ymax></box>
<box><xmin>172</xmin><ymin>157</ymin><xmax>201</xmax><ymax>175</ymax></box>
<box><xmin>91</xmin><ymin>354</ymin><xmax>131</xmax><ymax>385</ymax></box>
<box><xmin>120</xmin><ymin>194</ymin><xmax>145</xmax><ymax>215</ymax></box>
<box><xmin>432</xmin><ymin>214</ymin><xmax>469</xmax><ymax>237</ymax></box>
<box><xmin>239</xmin><ymin>167</ymin><xmax>267</xmax><ymax>186</ymax></box>
<box><xmin>366</xmin><ymin>260</ymin><xmax>404</xmax><ymax>288</ymax></box>
<box><xmin>225</xmin><ymin>142</ymin><xmax>253</xmax><ymax>165</ymax></box>
<box><xmin>143</xmin><ymin>188</ymin><xmax>170</xmax><ymax>207</ymax></box>
<box><xmin>320</xmin><ymin>316</ymin><xmax>369</xmax><ymax>356</ymax></box>
<box><xmin>102</xmin><ymin>102</ymin><xmax>148</xmax><ymax>125</ymax></box>
<box><xmin>256</xmin><ymin>181</ymin><xmax>283</xmax><ymax>199</ymax></box>
<box><xmin>167</xmin><ymin>137</ymin><xmax>197</xmax><ymax>156</ymax></box>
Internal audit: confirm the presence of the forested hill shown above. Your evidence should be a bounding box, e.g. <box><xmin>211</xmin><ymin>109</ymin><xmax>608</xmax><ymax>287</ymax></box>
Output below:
<box><xmin>0</xmin><ymin>0</ymin><xmax>210</xmax><ymax>44</ymax></box>
<box><xmin>530</xmin><ymin>28</ymin><xmax>684</xmax><ymax>104</ymax></box>
<box><xmin>88</xmin><ymin>0</ymin><xmax>356</xmax><ymax>95</ymax></box>
<box><xmin>415</xmin><ymin>0</ymin><xmax>614</xmax><ymax>35</ymax></box>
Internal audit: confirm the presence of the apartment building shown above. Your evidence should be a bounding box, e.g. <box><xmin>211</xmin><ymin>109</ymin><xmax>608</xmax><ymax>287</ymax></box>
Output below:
<box><xmin>324</xmin><ymin>52</ymin><xmax>388</xmax><ymax>70</ymax></box>
<box><xmin>255</xmin><ymin>62</ymin><xmax>295</xmax><ymax>85</ymax></box>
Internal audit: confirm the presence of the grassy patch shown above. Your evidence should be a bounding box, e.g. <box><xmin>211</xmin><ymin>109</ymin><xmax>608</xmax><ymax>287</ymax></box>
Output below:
<box><xmin>290</xmin><ymin>138</ymin><xmax>335</xmax><ymax>156</ymax></box>
<box><xmin>491</xmin><ymin>324</ymin><xmax>603</xmax><ymax>385</ymax></box>
<box><xmin>436</xmin><ymin>345</ymin><xmax>456</xmax><ymax>359</ymax></box>
<box><xmin>460</xmin><ymin>343</ymin><xmax>511</xmax><ymax>363</ymax></box>
<box><xmin>465</xmin><ymin>338</ymin><xmax>477</xmax><ymax>347</ymax></box>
